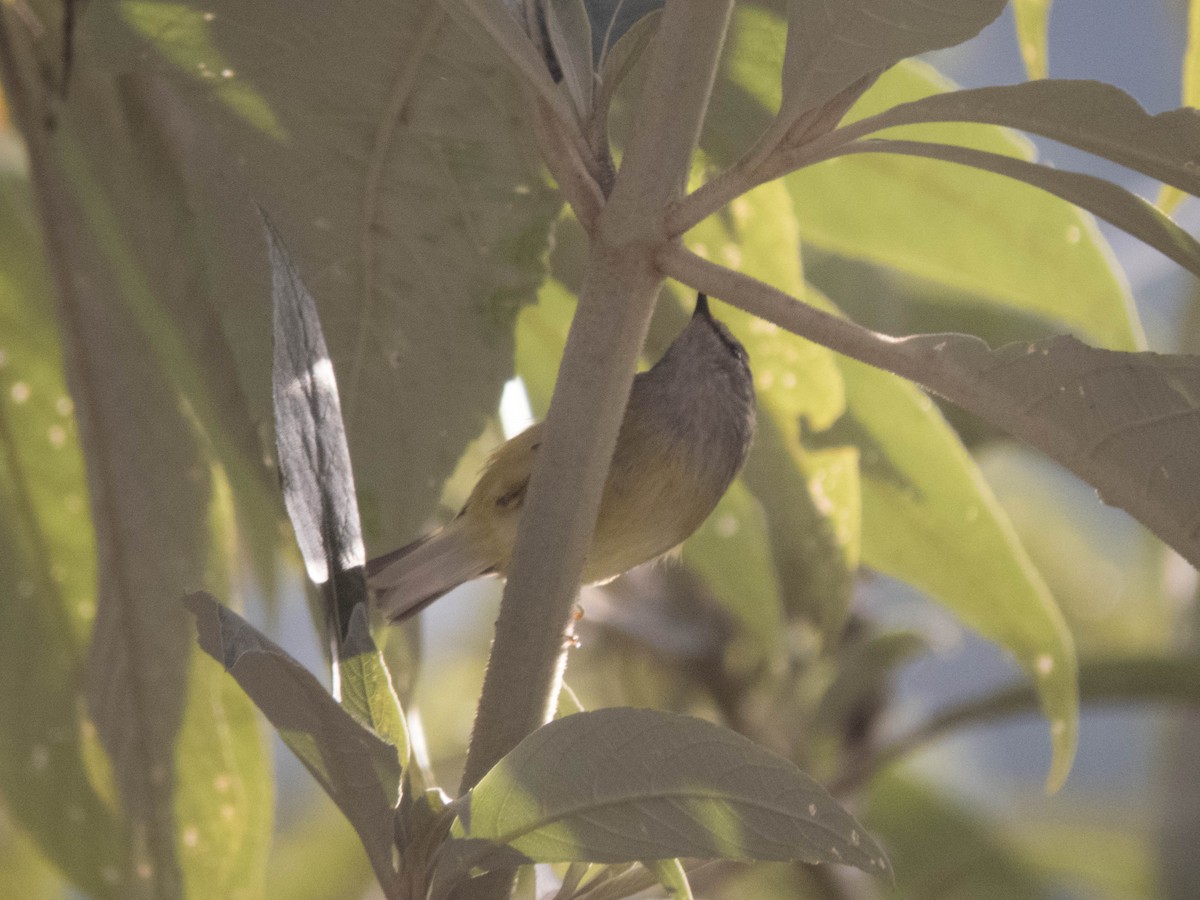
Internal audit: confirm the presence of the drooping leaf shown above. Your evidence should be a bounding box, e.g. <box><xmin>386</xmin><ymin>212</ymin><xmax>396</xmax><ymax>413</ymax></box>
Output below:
<box><xmin>87</xmin><ymin>0</ymin><xmax>562</xmax><ymax>554</ymax></box>
<box><xmin>846</xmin><ymin>80</ymin><xmax>1200</xmax><ymax>197</ymax></box>
<box><xmin>461</xmin><ymin>708</ymin><xmax>890</xmax><ymax>876</ymax></box>
<box><xmin>902</xmin><ymin>333</ymin><xmax>1200</xmax><ymax>574</ymax></box>
<box><xmin>834</xmin><ymin>351</ymin><xmax>1079</xmax><ymax>792</ymax></box>
<box><xmin>778</xmin><ymin>0</ymin><xmax>1006</xmax><ymax>127</ymax></box>
<box><xmin>1012</xmin><ymin>0</ymin><xmax>1052</xmax><ymax>80</ymax></box>
<box><xmin>834</xmin><ymin>139</ymin><xmax>1200</xmax><ymax>282</ymax></box>
<box><xmin>186</xmin><ymin>593</ymin><xmax>401</xmax><ymax>895</ymax></box>
<box><xmin>265</xmin><ymin>213</ymin><xmax>366</xmax><ymax>649</ymax></box>
<box><xmin>713</xmin><ymin>21</ymin><xmax>1143</xmax><ymax>351</ymax></box>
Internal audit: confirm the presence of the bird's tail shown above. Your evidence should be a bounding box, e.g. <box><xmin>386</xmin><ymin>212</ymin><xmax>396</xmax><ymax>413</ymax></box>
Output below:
<box><xmin>366</xmin><ymin>519</ymin><xmax>492</xmax><ymax>622</ymax></box>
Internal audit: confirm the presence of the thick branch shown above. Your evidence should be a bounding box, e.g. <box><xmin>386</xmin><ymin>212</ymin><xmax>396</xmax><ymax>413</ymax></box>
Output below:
<box><xmin>459</xmin><ymin>0</ymin><xmax>735</xmax><ymax>804</ymax></box>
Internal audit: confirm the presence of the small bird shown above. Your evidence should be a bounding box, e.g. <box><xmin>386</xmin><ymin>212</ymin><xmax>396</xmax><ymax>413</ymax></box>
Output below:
<box><xmin>367</xmin><ymin>293</ymin><xmax>756</xmax><ymax>622</ymax></box>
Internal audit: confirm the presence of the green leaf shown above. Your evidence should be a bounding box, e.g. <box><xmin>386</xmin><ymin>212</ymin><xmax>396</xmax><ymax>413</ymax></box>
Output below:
<box><xmin>0</xmin><ymin>149</ymin><xmax>273</xmax><ymax>898</ymax></box>
<box><xmin>339</xmin><ymin>605</ymin><xmax>411</xmax><ymax>767</ymax></box>
<box><xmin>0</xmin><ymin>176</ymin><xmax>124</xmax><ymax>899</ymax></box>
<box><xmin>683</xmin><ymin>479</ymin><xmax>784</xmax><ymax>657</ymax></box>
<box><xmin>909</xmin><ymin>332</ymin><xmax>1200</xmax><ymax>579</ymax></box>
<box><xmin>682</xmin><ymin>178</ymin><xmax>859</xmax><ymax>636</ymax></box>
<box><xmin>849</xmin><ymin>80</ymin><xmax>1200</xmax><ymax>198</ymax></box>
<box><xmin>186</xmin><ymin>593</ymin><xmax>401</xmax><ymax>895</ymax></box>
<box><xmin>1160</xmin><ymin>0</ymin><xmax>1200</xmax><ymax>212</ymax></box>
<box><xmin>779</xmin><ymin>0</ymin><xmax>1006</xmax><ymax>126</ymax></box>
<box><xmin>1012</xmin><ymin>0</ymin><xmax>1052</xmax><ymax>80</ymax></box>
<box><xmin>462</xmin><ymin>708</ymin><xmax>890</xmax><ymax>876</ymax></box>
<box><xmin>836</xmin><ymin>351</ymin><xmax>1078</xmax><ymax>792</ymax></box>
<box><xmin>88</xmin><ymin>0</ymin><xmax>562</xmax><ymax>551</ymax></box>
<box><xmin>865</xmin><ymin>774</ymin><xmax>1044</xmax><ymax>900</ymax></box>
<box><xmin>644</xmin><ymin>859</ymin><xmax>693</xmax><ymax>899</ymax></box>
<box><xmin>839</xmin><ymin>138</ymin><xmax>1200</xmax><ymax>282</ymax></box>
<box><xmin>768</xmin><ymin>60</ymin><xmax>1143</xmax><ymax>350</ymax></box>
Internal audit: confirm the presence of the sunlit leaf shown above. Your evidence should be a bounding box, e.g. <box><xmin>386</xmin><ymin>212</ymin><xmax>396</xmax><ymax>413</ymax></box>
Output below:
<box><xmin>683</xmin><ymin>178</ymin><xmax>858</xmax><ymax>636</ymax></box>
<box><xmin>853</xmin><ymin>80</ymin><xmax>1200</xmax><ymax>202</ymax></box>
<box><xmin>339</xmin><ymin>605</ymin><xmax>410</xmax><ymax>766</ymax></box>
<box><xmin>1159</xmin><ymin>0</ymin><xmax>1200</xmax><ymax>212</ymax></box>
<box><xmin>644</xmin><ymin>858</ymin><xmax>692</xmax><ymax>899</ymax></box>
<box><xmin>1012</xmin><ymin>0</ymin><xmax>1052</xmax><ymax>80</ymax></box>
<box><xmin>837</xmin><ymin>138</ymin><xmax>1200</xmax><ymax>281</ymax></box>
<box><xmin>462</xmin><ymin>709</ymin><xmax>889</xmax><ymax>874</ymax></box>
<box><xmin>711</xmin><ymin>35</ymin><xmax>1143</xmax><ymax>349</ymax></box>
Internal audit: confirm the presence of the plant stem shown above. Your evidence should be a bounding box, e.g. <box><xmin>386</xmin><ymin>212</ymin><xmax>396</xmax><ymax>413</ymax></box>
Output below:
<box><xmin>458</xmin><ymin>0</ymin><xmax>734</xmax><ymax>799</ymax></box>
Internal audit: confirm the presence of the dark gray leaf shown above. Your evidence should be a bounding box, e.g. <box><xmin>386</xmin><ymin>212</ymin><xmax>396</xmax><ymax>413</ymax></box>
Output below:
<box><xmin>462</xmin><ymin>708</ymin><xmax>889</xmax><ymax>876</ymax></box>
<box><xmin>186</xmin><ymin>592</ymin><xmax>401</xmax><ymax>894</ymax></box>
<box><xmin>907</xmin><ymin>333</ymin><xmax>1200</xmax><ymax>569</ymax></box>
<box><xmin>781</xmin><ymin>0</ymin><xmax>1006</xmax><ymax>123</ymax></box>
<box><xmin>265</xmin><ymin>213</ymin><xmax>366</xmax><ymax>647</ymax></box>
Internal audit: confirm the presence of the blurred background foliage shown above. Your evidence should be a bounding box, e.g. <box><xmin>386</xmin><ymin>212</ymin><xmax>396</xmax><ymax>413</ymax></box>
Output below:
<box><xmin>1</xmin><ymin>0</ymin><xmax>1199</xmax><ymax>897</ymax></box>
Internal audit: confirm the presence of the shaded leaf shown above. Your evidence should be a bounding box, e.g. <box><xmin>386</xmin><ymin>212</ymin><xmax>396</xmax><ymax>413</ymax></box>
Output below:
<box><xmin>462</xmin><ymin>708</ymin><xmax>889</xmax><ymax>875</ymax></box>
<box><xmin>88</xmin><ymin>0</ymin><xmax>561</xmax><ymax>553</ymax></box>
<box><xmin>542</xmin><ymin>0</ymin><xmax>594</xmax><ymax>121</ymax></box>
<box><xmin>837</xmin><ymin>138</ymin><xmax>1200</xmax><ymax>282</ymax></box>
<box><xmin>834</xmin><ymin>352</ymin><xmax>1079</xmax><ymax>792</ymax></box>
<box><xmin>779</xmin><ymin>0</ymin><xmax>1006</xmax><ymax>126</ymax></box>
<box><xmin>0</xmin><ymin>175</ymin><xmax>124</xmax><ymax>899</ymax></box>
<box><xmin>596</xmin><ymin>8</ymin><xmax>660</xmax><ymax>102</ymax></box>
<box><xmin>909</xmin><ymin>333</ymin><xmax>1200</xmax><ymax>573</ymax></box>
<box><xmin>185</xmin><ymin>593</ymin><xmax>400</xmax><ymax>895</ymax></box>
<box><xmin>265</xmin><ymin>213</ymin><xmax>366</xmax><ymax>648</ymax></box>
<box><xmin>1012</xmin><ymin>0</ymin><xmax>1052</xmax><ymax>80</ymax></box>
<box><xmin>850</xmin><ymin>80</ymin><xmax>1200</xmax><ymax>197</ymax></box>
<box><xmin>2</xmin><ymin>55</ymin><xmax>274</xmax><ymax>899</ymax></box>
<box><xmin>865</xmin><ymin>775</ymin><xmax>1044</xmax><ymax>900</ymax></box>
<box><xmin>442</xmin><ymin>0</ymin><xmax>580</xmax><ymax>129</ymax></box>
